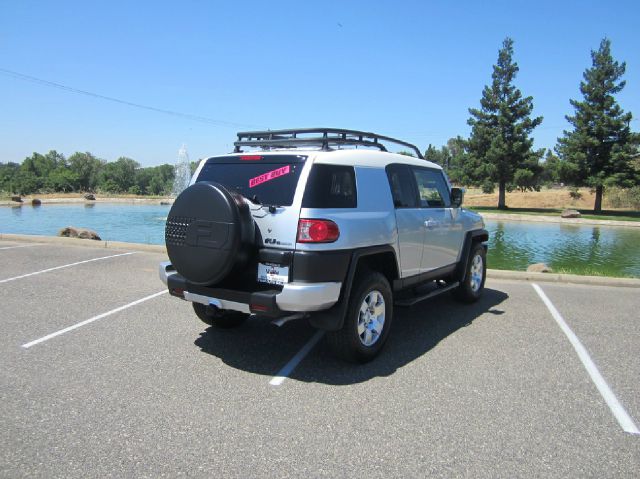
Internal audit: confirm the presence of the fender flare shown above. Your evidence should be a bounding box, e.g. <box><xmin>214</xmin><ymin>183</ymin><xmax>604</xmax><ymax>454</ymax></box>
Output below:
<box><xmin>454</xmin><ymin>229</ymin><xmax>489</xmax><ymax>282</ymax></box>
<box><xmin>308</xmin><ymin>245</ymin><xmax>398</xmax><ymax>331</ymax></box>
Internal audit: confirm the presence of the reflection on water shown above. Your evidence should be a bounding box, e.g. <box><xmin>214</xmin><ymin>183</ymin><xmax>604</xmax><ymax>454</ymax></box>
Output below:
<box><xmin>0</xmin><ymin>205</ymin><xmax>638</xmax><ymax>277</ymax></box>
<box><xmin>486</xmin><ymin>220</ymin><xmax>640</xmax><ymax>277</ymax></box>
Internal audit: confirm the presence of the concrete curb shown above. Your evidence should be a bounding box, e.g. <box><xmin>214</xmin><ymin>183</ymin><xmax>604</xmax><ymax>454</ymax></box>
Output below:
<box><xmin>1</xmin><ymin>233</ymin><xmax>638</xmax><ymax>288</ymax></box>
<box><xmin>487</xmin><ymin>269</ymin><xmax>640</xmax><ymax>288</ymax></box>
<box><xmin>479</xmin><ymin>212</ymin><xmax>640</xmax><ymax>228</ymax></box>
<box><xmin>0</xmin><ymin>233</ymin><xmax>166</xmax><ymax>254</ymax></box>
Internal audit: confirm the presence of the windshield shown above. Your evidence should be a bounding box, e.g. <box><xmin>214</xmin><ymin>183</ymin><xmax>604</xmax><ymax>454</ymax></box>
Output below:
<box><xmin>196</xmin><ymin>155</ymin><xmax>306</xmax><ymax>206</ymax></box>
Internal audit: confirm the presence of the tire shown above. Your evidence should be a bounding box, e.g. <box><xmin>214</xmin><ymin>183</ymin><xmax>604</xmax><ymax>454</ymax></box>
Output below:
<box><xmin>327</xmin><ymin>271</ymin><xmax>393</xmax><ymax>363</ymax></box>
<box><xmin>192</xmin><ymin>302</ymin><xmax>248</xmax><ymax>329</ymax></box>
<box><xmin>453</xmin><ymin>242</ymin><xmax>486</xmax><ymax>303</ymax></box>
<box><xmin>165</xmin><ymin>182</ymin><xmax>255</xmax><ymax>286</ymax></box>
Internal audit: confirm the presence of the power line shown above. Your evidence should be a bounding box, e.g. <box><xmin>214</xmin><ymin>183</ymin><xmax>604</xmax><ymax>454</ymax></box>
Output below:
<box><xmin>0</xmin><ymin>67</ymin><xmax>262</xmax><ymax>129</ymax></box>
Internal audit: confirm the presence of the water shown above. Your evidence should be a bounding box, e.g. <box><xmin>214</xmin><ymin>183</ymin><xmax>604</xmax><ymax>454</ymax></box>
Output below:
<box><xmin>1</xmin><ymin>204</ymin><xmax>639</xmax><ymax>277</ymax></box>
<box><xmin>486</xmin><ymin>220</ymin><xmax>640</xmax><ymax>277</ymax></box>
<box><xmin>0</xmin><ymin>203</ymin><xmax>170</xmax><ymax>245</ymax></box>
<box><xmin>172</xmin><ymin>144</ymin><xmax>191</xmax><ymax>197</ymax></box>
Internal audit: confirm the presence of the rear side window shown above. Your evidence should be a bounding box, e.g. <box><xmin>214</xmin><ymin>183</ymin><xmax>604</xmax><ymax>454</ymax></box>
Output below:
<box><xmin>385</xmin><ymin>164</ymin><xmax>418</xmax><ymax>208</ymax></box>
<box><xmin>196</xmin><ymin>155</ymin><xmax>306</xmax><ymax>206</ymax></box>
<box><xmin>302</xmin><ymin>164</ymin><xmax>357</xmax><ymax>208</ymax></box>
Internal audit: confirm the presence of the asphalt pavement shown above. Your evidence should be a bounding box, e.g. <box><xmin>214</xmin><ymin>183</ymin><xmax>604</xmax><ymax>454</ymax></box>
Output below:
<box><xmin>1</xmin><ymin>239</ymin><xmax>638</xmax><ymax>478</ymax></box>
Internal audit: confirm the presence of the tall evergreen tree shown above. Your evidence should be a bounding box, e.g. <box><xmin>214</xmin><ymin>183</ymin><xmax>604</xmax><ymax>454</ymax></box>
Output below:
<box><xmin>556</xmin><ymin>38</ymin><xmax>638</xmax><ymax>213</ymax></box>
<box><xmin>467</xmin><ymin>37</ymin><xmax>543</xmax><ymax>209</ymax></box>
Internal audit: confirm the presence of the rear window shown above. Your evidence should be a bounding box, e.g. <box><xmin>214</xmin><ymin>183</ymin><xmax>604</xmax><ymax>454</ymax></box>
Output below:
<box><xmin>196</xmin><ymin>155</ymin><xmax>306</xmax><ymax>206</ymax></box>
<box><xmin>302</xmin><ymin>164</ymin><xmax>357</xmax><ymax>208</ymax></box>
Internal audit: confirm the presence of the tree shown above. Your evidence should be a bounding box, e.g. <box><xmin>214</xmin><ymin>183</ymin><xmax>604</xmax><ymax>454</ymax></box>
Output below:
<box><xmin>467</xmin><ymin>37</ymin><xmax>543</xmax><ymax>208</ymax></box>
<box><xmin>68</xmin><ymin>152</ymin><xmax>103</xmax><ymax>192</ymax></box>
<box><xmin>0</xmin><ymin>162</ymin><xmax>21</xmax><ymax>194</ymax></box>
<box><xmin>556</xmin><ymin>38</ymin><xmax>639</xmax><ymax>213</ymax></box>
<box><xmin>98</xmin><ymin>157</ymin><xmax>139</xmax><ymax>193</ymax></box>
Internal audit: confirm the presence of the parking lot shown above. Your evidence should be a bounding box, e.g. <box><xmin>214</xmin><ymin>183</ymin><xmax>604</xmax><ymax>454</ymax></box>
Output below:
<box><xmin>1</xmin><ymin>238</ymin><xmax>639</xmax><ymax>478</ymax></box>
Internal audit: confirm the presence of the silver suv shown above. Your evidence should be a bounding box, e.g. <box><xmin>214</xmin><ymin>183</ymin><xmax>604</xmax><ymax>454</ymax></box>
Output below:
<box><xmin>160</xmin><ymin>128</ymin><xmax>487</xmax><ymax>362</ymax></box>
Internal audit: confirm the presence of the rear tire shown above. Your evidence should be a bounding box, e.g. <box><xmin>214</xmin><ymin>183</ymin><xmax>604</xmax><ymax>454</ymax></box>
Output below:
<box><xmin>327</xmin><ymin>271</ymin><xmax>393</xmax><ymax>363</ymax></box>
<box><xmin>192</xmin><ymin>302</ymin><xmax>248</xmax><ymax>329</ymax></box>
<box><xmin>453</xmin><ymin>243</ymin><xmax>486</xmax><ymax>303</ymax></box>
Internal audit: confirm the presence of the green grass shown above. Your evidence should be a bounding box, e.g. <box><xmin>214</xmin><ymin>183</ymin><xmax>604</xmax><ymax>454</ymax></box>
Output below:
<box><xmin>551</xmin><ymin>266</ymin><xmax>638</xmax><ymax>278</ymax></box>
<box><xmin>468</xmin><ymin>206</ymin><xmax>640</xmax><ymax>222</ymax></box>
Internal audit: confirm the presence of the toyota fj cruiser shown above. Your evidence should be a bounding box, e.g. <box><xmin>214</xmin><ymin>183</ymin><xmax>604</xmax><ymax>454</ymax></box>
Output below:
<box><xmin>160</xmin><ymin>128</ymin><xmax>487</xmax><ymax>362</ymax></box>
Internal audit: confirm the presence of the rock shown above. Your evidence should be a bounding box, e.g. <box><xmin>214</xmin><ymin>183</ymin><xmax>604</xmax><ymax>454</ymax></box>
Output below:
<box><xmin>11</xmin><ymin>195</ymin><xmax>22</xmax><ymax>203</ymax></box>
<box><xmin>59</xmin><ymin>226</ymin><xmax>79</xmax><ymax>238</ymax></box>
<box><xmin>561</xmin><ymin>209</ymin><xmax>581</xmax><ymax>218</ymax></box>
<box><xmin>527</xmin><ymin>263</ymin><xmax>553</xmax><ymax>273</ymax></box>
<box><xmin>83</xmin><ymin>193</ymin><xmax>96</xmax><ymax>201</ymax></box>
<box><xmin>31</xmin><ymin>198</ymin><xmax>42</xmax><ymax>206</ymax></box>
<box><xmin>77</xmin><ymin>229</ymin><xmax>101</xmax><ymax>240</ymax></box>
<box><xmin>160</xmin><ymin>201</ymin><xmax>173</xmax><ymax>205</ymax></box>
<box><xmin>58</xmin><ymin>226</ymin><xmax>101</xmax><ymax>241</ymax></box>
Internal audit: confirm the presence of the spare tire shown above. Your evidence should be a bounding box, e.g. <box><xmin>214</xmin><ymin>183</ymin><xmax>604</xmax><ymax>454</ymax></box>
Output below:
<box><xmin>165</xmin><ymin>182</ymin><xmax>255</xmax><ymax>286</ymax></box>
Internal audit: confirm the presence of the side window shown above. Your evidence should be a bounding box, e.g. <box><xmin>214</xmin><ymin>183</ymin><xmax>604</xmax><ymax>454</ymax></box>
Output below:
<box><xmin>302</xmin><ymin>164</ymin><xmax>357</xmax><ymax>208</ymax></box>
<box><xmin>385</xmin><ymin>164</ymin><xmax>418</xmax><ymax>208</ymax></box>
<box><xmin>412</xmin><ymin>168</ymin><xmax>451</xmax><ymax>208</ymax></box>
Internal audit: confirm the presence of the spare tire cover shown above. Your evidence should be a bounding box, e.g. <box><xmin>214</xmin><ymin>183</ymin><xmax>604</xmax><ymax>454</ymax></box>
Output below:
<box><xmin>165</xmin><ymin>182</ymin><xmax>254</xmax><ymax>285</ymax></box>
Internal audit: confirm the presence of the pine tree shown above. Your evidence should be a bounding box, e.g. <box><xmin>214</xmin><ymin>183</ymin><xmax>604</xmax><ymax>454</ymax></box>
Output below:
<box><xmin>467</xmin><ymin>37</ymin><xmax>543</xmax><ymax>209</ymax></box>
<box><xmin>556</xmin><ymin>38</ymin><xmax>638</xmax><ymax>213</ymax></box>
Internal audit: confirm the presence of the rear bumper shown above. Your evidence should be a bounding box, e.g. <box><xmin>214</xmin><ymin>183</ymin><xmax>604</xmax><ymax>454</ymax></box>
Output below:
<box><xmin>159</xmin><ymin>262</ymin><xmax>341</xmax><ymax>316</ymax></box>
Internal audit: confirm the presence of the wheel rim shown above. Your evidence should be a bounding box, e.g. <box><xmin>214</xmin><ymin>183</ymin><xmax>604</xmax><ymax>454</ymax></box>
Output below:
<box><xmin>357</xmin><ymin>290</ymin><xmax>385</xmax><ymax>347</ymax></box>
<box><xmin>470</xmin><ymin>254</ymin><xmax>484</xmax><ymax>293</ymax></box>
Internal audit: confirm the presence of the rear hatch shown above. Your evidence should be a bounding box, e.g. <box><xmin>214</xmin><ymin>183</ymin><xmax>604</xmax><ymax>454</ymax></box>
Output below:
<box><xmin>194</xmin><ymin>154</ymin><xmax>307</xmax><ymax>283</ymax></box>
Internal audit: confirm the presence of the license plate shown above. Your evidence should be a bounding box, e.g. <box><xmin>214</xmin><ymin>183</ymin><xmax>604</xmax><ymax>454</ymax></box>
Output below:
<box><xmin>257</xmin><ymin>263</ymin><xmax>289</xmax><ymax>285</ymax></box>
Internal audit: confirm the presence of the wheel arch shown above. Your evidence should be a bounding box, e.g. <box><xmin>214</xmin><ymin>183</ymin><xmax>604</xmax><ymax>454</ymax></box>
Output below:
<box><xmin>308</xmin><ymin>245</ymin><xmax>399</xmax><ymax>331</ymax></box>
<box><xmin>454</xmin><ymin>228</ymin><xmax>489</xmax><ymax>282</ymax></box>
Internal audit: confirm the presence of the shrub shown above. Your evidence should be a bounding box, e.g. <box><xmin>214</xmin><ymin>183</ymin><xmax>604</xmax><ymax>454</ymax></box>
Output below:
<box><xmin>605</xmin><ymin>186</ymin><xmax>640</xmax><ymax>209</ymax></box>
<box><xmin>568</xmin><ymin>187</ymin><xmax>582</xmax><ymax>200</ymax></box>
<box><xmin>481</xmin><ymin>181</ymin><xmax>495</xmax><ymax>194</ymax></box>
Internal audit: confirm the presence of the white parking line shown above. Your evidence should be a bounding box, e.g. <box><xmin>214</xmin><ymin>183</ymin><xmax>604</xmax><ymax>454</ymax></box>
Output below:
<box><xmin>0</xmin><ymin>252</ymin><xmax>135</xmax><ymax>284</ymax></box>
<box><xmin>0</xmin><ymin>243</ymin><xmax>43</xmax><ymax>250</ymax></box>
<box><xmin>21</xmin><ymin>290</ymin><xmax>168</xmax><ymax>349</ymax></box>
<box><xmin>269</xmin><ymin>330</ymin><xmax>325</xmax><ymax>386</ymax></box>
<box><xmin>532</xmin><ymin>283</ymin><xmax>640</xmax><ymax>435</ymax></box>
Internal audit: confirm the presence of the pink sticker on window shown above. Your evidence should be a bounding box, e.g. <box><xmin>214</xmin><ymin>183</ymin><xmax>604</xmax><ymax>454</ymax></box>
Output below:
<box><xmin>249</xmin><ymin>165</ymin><xmax>291</xmax><ymax>188</ymax></box>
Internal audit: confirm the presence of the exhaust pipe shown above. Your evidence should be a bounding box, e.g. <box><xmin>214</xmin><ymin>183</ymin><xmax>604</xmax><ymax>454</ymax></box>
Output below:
<box><xmin>271</xmin><ymin>313</ymin><xmax>307</xmax><ymax>327</ymax></box>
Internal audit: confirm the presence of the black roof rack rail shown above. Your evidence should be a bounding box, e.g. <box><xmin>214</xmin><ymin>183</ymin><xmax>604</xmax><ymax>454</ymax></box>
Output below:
<box><xmin>233</xmin><ymin>128</ymin><xmax>424</xmax><ymax>159</ymax></box>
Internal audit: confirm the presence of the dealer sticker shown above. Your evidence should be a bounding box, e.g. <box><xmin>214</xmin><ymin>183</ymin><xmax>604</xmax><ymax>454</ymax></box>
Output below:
<box><xmin>249</xmin><ymin>165</ymin><xmax>291</xmax><ymax>188</ymax></box>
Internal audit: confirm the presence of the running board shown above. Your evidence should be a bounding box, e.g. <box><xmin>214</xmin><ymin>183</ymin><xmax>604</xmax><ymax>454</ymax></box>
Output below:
<box><xmin>394</xmin><ymin>282</ymin><xmax>459</xmax><ymax>307</ymax></box>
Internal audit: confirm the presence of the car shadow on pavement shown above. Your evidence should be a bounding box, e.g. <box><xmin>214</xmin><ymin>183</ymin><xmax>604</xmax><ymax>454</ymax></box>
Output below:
<box><xmin>194</xmin><ymin>287</ymin><xmax>508</xmax><ymax>385</ymax></box>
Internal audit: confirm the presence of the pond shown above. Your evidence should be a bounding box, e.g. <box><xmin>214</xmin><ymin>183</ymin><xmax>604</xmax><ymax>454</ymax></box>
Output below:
<box><xmin>1</xmin><ymin>203</ymin><xmax>639</xmax><ymax>277</ymax></box>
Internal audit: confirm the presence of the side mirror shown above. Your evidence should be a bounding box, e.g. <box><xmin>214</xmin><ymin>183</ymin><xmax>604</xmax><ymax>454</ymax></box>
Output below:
<box><xmin>450</xmin><ymin>187</ymin><xmax>464</xmax><ymax>208</ymax></box>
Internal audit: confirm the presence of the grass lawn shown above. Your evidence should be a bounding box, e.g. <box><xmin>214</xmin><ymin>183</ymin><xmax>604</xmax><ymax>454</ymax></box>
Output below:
<box><xmin>468</xmin><ymin>206</ymin><xmax>640</xmax><ymax>222</ymax></box>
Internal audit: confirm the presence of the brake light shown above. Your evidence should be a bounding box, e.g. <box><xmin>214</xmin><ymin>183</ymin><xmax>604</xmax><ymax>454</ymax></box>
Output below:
<box><xmin>297</xmin><ymin>219</ymin><xmax>340</xmax><ymax>243</ymax></box>
<box><xmin>240</xmin><ymin>155</ymin><xmax>263</xmax><ymax>161</ymax></box>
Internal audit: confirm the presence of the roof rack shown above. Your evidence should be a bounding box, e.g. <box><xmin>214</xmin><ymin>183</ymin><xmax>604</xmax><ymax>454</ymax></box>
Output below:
<box><xmin>233</xmin><ymin>128</ymin><xmax>424</xmax><ymax>159</ymax></box>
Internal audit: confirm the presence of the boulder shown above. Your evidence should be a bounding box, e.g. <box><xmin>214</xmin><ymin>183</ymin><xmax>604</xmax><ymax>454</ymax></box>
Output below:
<box><xmin>58</xmin><ymin>226</ymin><xmax>101</xmax><ymax>241</ymax></box>
<box><xmin>77</xmin><ymin>229</ymin><xmax>101</xmax><ymax>240</ymax></box>
<box><xmin>527</xmin><ymin>263</ymin><xmax>553</xmax><ymax>273</ymax></box>
<box><xmin>561</xmin><ymin>209</ymin><xmax>581</xmax><ymax>218</ymax></box>
<box><xmin>83</xmin><ymin>193</ymin><xmax>96</xmax><ymax>201</ymax></box>
<box><xmin>11</xmin><ymin>195</ymin><xmax>22</xmax><ymax>203</ymax></box>
<box><xmin>31</xmin><ymin>198</ymin><xmax>42</xmax><ymax>206</ymax></box>
<box><xmin>59</xmin><ymin>226</ymin><xmax>79</xmax><ymax>238</ymax></box>
<box><xmin>160</xmin><ymin>201</ymin><xmax>172</xmax><ymax>206</ymax></box>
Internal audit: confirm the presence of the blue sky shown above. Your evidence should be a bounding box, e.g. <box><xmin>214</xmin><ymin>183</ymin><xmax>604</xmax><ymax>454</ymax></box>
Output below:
<box><xmin>1</xmin><ymin>0</ymin><xmax>638</xmax><ymax>166</ymax></box>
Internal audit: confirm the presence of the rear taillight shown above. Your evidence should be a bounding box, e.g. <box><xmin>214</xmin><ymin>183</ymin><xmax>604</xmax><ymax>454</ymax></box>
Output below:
<box><xmin>297</xmin><ymin>219</ymin><xmax>340</xmax><ymax>243</ymax></box>
<box><xmin>240</xmin><ymin>155</ymin><xmax>263</xmax><ymax>161</ymax></box>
